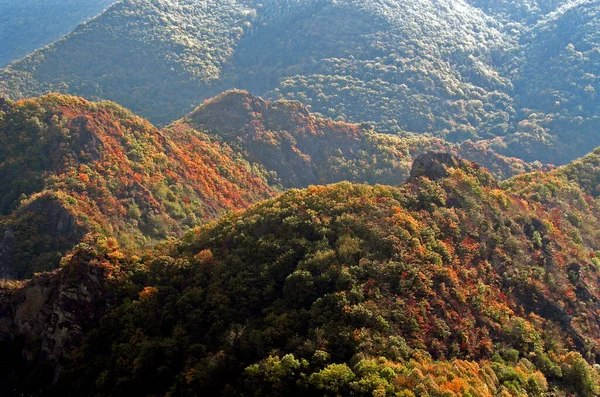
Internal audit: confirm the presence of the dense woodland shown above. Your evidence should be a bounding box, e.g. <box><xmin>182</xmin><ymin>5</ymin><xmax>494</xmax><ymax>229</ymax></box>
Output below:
<box><xmin>183</xmin><ymin>90</ymin><xmax>540</xmax><ymax>188</ymax></box>
<box><xmin>1</xmin><ymin>0</ymin><xmax>599</xmax><ymax>165</ymax></box>
<box><xmin>4</xmin><ymin>151</ymin><xmax>600</xmax><ymax>395</ymax></box>
<box><xmin>0</xmin><ymin>0</ymin><xmax>116</xmax><ymax>67</ymax></box>
<box><xmin>0</xmin><ymin>92</ymin><xmax>538</xmax><ymax>279</ymax></box>
<box><xmin>0</xmin><ymin>94</ymin><xmax>274</xmax><ymax>278</ymax></box>
<box><xmin>1</xmin><ymin>0</ymin><xmax>600</xmax><ymax>396</ymax></box>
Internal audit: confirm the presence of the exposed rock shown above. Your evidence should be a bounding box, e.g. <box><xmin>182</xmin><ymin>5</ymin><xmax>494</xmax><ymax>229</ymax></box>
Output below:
<box><xmin>0</xmin><ymin>194</ymin><xmax>88</xmax><ymax>279</ymax></box>
<box><xmin>410</xmin><ymin>152</ymin><xmax>462</xmax><ymax>181</ymax></box>
<box><xmin>70</xmin><ymin>115</ymin><xmax>103</xmax><ymax>163</ymax></box>
<box><xmin>516</xmin><ymin>288</ymin><xmax>587</xmax><ymax>352</ymax></box>
<box><xmin>0</xmin><ymin>228</ymin><xmax>16</xmax><ymax>279</ymax></box>
<box><xmin>409</xmin><ymin>151</ymin><xmax>498</xmax><ymax>188</ymax></box>
<box><xmin>0</xmin><ymin>97</ymin><xmax>10</xmax><ymax>112</ymax></box>
<box><xmin>0</xmin><ymin>246</ymin><xmax>122</xmax><ymax>389</ymax></box>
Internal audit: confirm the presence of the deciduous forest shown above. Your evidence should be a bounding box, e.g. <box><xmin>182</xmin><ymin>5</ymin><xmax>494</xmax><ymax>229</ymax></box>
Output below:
<box><xmin>1</xmin><ymin>0</ymin><xmax>600</xmax><ymax>396</ymax></box>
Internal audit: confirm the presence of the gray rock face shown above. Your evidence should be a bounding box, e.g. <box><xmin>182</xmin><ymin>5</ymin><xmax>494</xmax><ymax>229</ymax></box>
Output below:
<box><xmin>0</xmin><ymin>248</ymin><xmax>120</xmax><ymax>383</ymax></box>
<box><xmin>409</xmin><ymin>151</ymin><xmax>498</xmax><ymax>190</ymax></box>
<box><xmin>409</xmin><ymin>152</ymin><xmax>462</xmax><ymax>181</ymax></box>
<box><xmin>0</xmin><ymin>229</ymin><xmax>16</xmax><ymax>279</ymax></box>
<box><xmin>0</xmin><ymin>96</ymin><xmax>10</xmax><ymax>112</ymax></box>
<box><xmin>0</xmin><ymin>194</ymin><xmax>88</xmax><ymax>279</ymax></box>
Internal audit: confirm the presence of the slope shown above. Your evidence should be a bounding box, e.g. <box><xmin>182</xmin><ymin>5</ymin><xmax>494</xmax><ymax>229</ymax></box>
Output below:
<box><xmin>0</xmin><ymin>91</ymin><xmax>540</xmax><ymax>280</ymax></box>
<box><xmin>3</xmin><ymin>152</ymin><xmax>600</xmax><ymax>395</ymax></box>
<box><xmin>465</xmin><ymin>0</ymin><xmax>568</xmax><ymax>23</ymax></box>
<box><xmin>0</xmin><ymin>0</ymin><xmax>116</xmax><ymax>67</ymax></box>
<box><xmin>502</xmin><ymin>0</ymin><xmax>600</xmax><ymax>163</ymax></box>
<box><xmin>181</xmin><ymin>90</ymin><xmax>542</xmax><ymax>187</ymax></box>
<box><xmin>225</xmin><ymin>0</ymin><xmax>514</xmax><ymax>140</ymax></box>
<box><xmin>1</xmin><ymin>0</ymin><xmax>514</xmax><ymax>139</ymax></box>
<box><xmin>0</xmin><ymin>94</ymin><xmax>274</xmax><ymax>278</ymax></box>
<box><xmin>0</xmin><ymin>0</ymin><xmax>256</xmax><ymax>124</ymax></box>
<box><xmin>2</xmin><ymin>0</ymin><xmax>599</xmax><ymax>166</ymax></box>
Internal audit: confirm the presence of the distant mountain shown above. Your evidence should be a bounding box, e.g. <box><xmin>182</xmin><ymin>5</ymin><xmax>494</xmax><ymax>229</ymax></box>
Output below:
<box><xmin>0</xmin><ymin>0</ymin><xmax>116</xmax><ymax>67</ymax></box>
<box><xmin>223</xmin><ymin>0</ymin><xmax>513</xmax><ymax>139</ymax></box>
<box><xmin>465</xmin><ymin>0</ymin><xmax>568</xmax><ymax>22</ymax></box>
<box><xmin>0</xmin><ymin>0</ymin><xmax>256</xmax><ymax>124</ymax></box>
<box><xmin>503</xmin><ymin>0</ymin><xmax>600</xmax><ymax>163</ymax></box>
<box><xmin>2</xmin><ymin>0</ymin><xmax>598</xmax><ymax>165</ymax></box>
<box><xmin>3</xmin><ymin>152</ymin><xmax>600</xmax><ymax>395</ymax></box>
<box><xmin>3</xmin><ymin>2</ymin><xmax>600</xmax><ymax>394</ymax></box>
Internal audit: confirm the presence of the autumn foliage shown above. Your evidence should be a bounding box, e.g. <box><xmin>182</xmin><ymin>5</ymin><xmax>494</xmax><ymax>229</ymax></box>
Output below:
<box><xmin>0</xmin><ymin>94</ymin><xmax>274</xmax><ymax>278</ymax></box>
<box><xmin>27</xmin><ymin>153</ymin><xmax>600</xmax><ymax>396</ymax></box>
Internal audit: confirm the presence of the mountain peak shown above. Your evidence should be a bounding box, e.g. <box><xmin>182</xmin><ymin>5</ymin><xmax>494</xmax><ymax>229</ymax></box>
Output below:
<box><xmin>410</xmin><ymin>152</ymin><xmax>469</xmax><ymax>180</ymax></box>
<box><xmin>409</xmin><ymin>151</ymin><xmax>498</xmax><ymax>189</ymax></box>
<box><xmin>187</xmin><ymin>90</ymin><xmax>313</xmax><ymax>138</ymax></box>
<box><xmin>0</xmin><ymin>94</ymin><xmax>274</xmax><ymax>278</ymax></box>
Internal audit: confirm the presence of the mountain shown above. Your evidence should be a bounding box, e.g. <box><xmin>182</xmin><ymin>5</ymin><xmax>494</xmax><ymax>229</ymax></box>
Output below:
<box><xmin>3</xmin><ymin>152</ymin><xmax>600</xmax><ymax>395</ymax></box>
<box><xmin>465</xmin><ymin>0</ymin><xmax>568</xmax><ymax>23</ymax></box>
<box><xmin>181</xmin><ymin>90</ymin><xmax>540</xmax><ymax>188</ymax></box>
<box><xmin>221</xmin><ymin>0</ymin><xmax>513</xmax><ymax>139</ymax></box>
<box><xmin>3</xmin><ymin>1</ymin><xmax>600</xmax><ymax>395</ymax></box>
<box><xmin>501</xmin><ymin>0</ymin><xmax>600</xmax><ymax>163</ymax></box>
<box><xmin>0</xmin><ymin>94</ymin><xmax>274</xmax><ymax>279</ymax></box>
<box><xmin>0</xmin><ymin>0</ymin><xmax>116</xmax><ymax>67</ymax></box>
<box><xmin>2</xmin><ymin>0</ymin><xmax>598</xmax><ymax>165</ymax></box>
<box><xmin>0</xmin><ymin>0</ymin><xmax>257</xmax><ymax>125</ymax></box>
<box><xmin>0</xmin><ymin>91</ymin><xmax>539</xmax><ymax>280</ymax></box>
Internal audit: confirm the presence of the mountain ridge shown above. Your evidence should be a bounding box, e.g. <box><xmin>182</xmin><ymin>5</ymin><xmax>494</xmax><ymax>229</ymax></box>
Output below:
<box><xmin>0</xmin><ymin>0</ymin><xmax>117</xmax><ymax>67</ymax></box>
<box><xmin>0</xmin><ymin>91</ymin><xmax>543</xmax><ymax>279</ymax></box>
<box><xmin>0</xmin><ymin>93</ymin><xmax>275</xmax><ymax>278</ymax></box>
<box><xmin>1</xmin><ymin>1</ymin><xmax>600</xmax><ymax>395</ymax></box>
<box><xmin>3</xmin><ymin>0</ymin><xmax>598</xmax><ymax>165</ymax></box>
<box><xmin>3</xmin><ymin>150</ymin><xmax>600</xmax><ymax>395</ymax></box>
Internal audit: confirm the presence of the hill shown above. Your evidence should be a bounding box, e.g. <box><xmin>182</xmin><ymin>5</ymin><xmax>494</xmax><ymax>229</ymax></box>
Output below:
<box><xmin>0</xmin><ymin>0</ymin><xmax>256</xmax><ymax>124</ymax></box>
<box><xmin>222</xmin><ymin>0</ymin><xmax>513</xmax><ymax>139</ymax></box>
<box><xmin>0</xmin><ymin>91</ymin><xmax>538</xmax><ymax>280</ymax></box>
<box><xmin>0</xmin><ymin>94</ymin><xmax>274</xmax><ymax>279</ymax></box>
<box><xmin>2</xmin><ymin>0</ymin><xmax>599</xmax><ymax>165</ymax></box>
<box><xmin>3</xmin><ymin>152</ymin><xmax>600</xmax><ymax>395</ymax></box>
<box><xmin>0</xmin><ymin>0</ymin><xmax>513</xmax><ymax>138</ymax></box>
<box><xmin>0</xmin><ymin>0</ymin><xmax>116</xmax><ymax>67</ymax></box>
<box><xmin>181</xmin><ymin>90</ymin><xmax>540</xmax><ymax>189</ymax></box>
<box><xmin>498</xmin><ymin>0</ymin><xmax>600</xmax><ymax>164</ymax></box>
<box><xmin>465</xmin><ymin>0</ymin><xmax>568</xmax><ymax>23</ymax></box>
<box><xmin>0</xmin><ymin>91</ymin><xmax>538</xmax><ymax>279</ymax></box>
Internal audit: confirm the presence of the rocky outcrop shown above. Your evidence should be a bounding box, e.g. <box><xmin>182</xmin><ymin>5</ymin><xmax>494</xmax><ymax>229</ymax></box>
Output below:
<box><xmin>0</xmin><ymin>246</ymin><xmax>122</xmax><ymax>390</ymax></box>
<box><xmin>0</xmin><ymin>228</ymin><xmax>16</xmax><ymax>279</ymax></box>
<box><xmin>410</xmin><ymin>151</ymin><xmax>498</xmax><ymax>188</ymax></box>
<box><xmin>0</xmin><ymin>96</ymin><xmax>10</xmax><ymax>112</ymax></box>
<box><xmin>410</xmin><ymin>152</ymin><xmax>463</xmax><ymax>181</ymax></box>
<box><xmin>0</xmin><ymin>194</ymin><xmax>88</xmax><ymax>279</ymax></box>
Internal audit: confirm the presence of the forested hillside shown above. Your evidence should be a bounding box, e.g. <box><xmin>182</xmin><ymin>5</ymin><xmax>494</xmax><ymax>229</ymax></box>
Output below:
<box><xmin>0</xmin><ymin>94</ymin><xmax>274</xmax><ymax>279</ymax></box>
<box><xmin>2</xmin><ymin>1</ymin><xmax>600</xmax><ymax>395</ymax></box>
<box><xmin>0</xmin><ymin>92</ymin><xmax>538</xmax><ymax>280</ymax></box>
<box><xmin>506</xmin><ymin>0</ymin><xmax>600</xmax><ymax>163</ymax></box>
<box><xmin>3</xmin><ymin>152</ymin><xmax>600</xmax><ymax>395</ymax></box>
<box><xmin>0</xmin><ymin>0</ymin><xmax>256</xmax><ymax>124</ymax></box>
<box><xmin>225</xmin><ymin>0</ymin><xmax>513</xmax><ymax>140</ymax></box>
<box><xmin>182</xmin><ymin>90</ymin><xmax>539</xmax><ymax>188</ymax></box>
<box><xmin>2</xmin><ymin>0</ymin><xmax>598</xmax><ymax>165</ymax></box>
<box><xmin>0</xmin><ymin>0</ymin><xmax>116</xmax><ymax>67</ymax></box>
<box><xmin>465</xmin><ymin>0</ymin><xmax>568</xmax><ymax>22</ymax></box>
